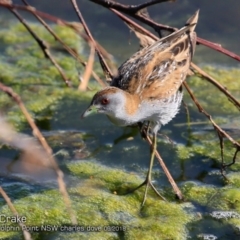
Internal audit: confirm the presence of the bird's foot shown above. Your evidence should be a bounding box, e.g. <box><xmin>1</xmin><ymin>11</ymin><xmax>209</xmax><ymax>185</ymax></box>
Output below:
<box><xmin>141</xmin><ymin>178</ymin><xmax>166</xmax><ymax>206</ymax></box>
<box><xmin>124</xmin><ymin>178</ymin><xmax>166</xmax><ymax>206</ymax></box>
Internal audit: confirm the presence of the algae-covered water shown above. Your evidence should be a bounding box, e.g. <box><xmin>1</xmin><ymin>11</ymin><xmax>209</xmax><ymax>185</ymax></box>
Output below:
<box><xmin>0</xmin><ymin>1</ymin><xmax>240</xmax><ymax>239</ymax></box>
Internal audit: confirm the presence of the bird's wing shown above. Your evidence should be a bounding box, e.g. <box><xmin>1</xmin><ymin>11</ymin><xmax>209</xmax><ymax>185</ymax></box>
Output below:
<box><xmin>111</xmin><ymin>11</ymin><xmax>199</xmax><ymax>99</ymax></box>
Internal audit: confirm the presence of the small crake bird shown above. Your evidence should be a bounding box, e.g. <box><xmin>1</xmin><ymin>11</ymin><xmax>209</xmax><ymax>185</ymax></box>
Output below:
<box><xmin>82</xmin><ymin>11</ymin><xmax>199</xmax><ymax>206</ymax></box>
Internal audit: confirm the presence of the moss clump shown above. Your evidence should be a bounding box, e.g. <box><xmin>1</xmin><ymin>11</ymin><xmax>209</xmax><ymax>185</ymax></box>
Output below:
<box><xmin>0</xmin><ymin>160</ymin><xmax>197</xmax><ymax>239</ymax></box>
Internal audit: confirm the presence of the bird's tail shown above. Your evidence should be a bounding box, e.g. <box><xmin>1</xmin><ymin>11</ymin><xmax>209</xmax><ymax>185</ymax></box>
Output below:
<box><xmin>185</xmin><ymin>10</ymin><xmax>199</xmax><ymax>32</ymax></box>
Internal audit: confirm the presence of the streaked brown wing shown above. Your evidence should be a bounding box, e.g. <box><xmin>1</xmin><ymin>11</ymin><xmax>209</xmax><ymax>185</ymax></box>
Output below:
<box><xmin>140</xmin><ymin>32</ymin><xmax>195</xmax><ymax>99</ymax></box>
<box><xmin>111</xmin><ymin>11</ymin><xmax>198</xmax><ymax>97</ymax></box>
<box><xmin>112</xmin><ymin>30</ymin><xmax>195</xmax><ymax>98</ymax></box>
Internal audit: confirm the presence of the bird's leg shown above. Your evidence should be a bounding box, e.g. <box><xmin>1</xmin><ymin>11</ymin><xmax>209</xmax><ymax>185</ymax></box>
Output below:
<box><xmin>141</xmin><ymin>132</ymin><xmax>166</xmax><ymax>206</ymax></box>
<box><xmin>124</xmin><ymin>125</ymin><xmax>166</xmax><ymax>205</ymax></box>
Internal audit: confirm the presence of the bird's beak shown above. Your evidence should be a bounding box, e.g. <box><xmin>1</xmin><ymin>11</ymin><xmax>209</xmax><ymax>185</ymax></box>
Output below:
<box><xmin>81</xmin><ymin>105</ymin><xmax>98</xmax><ymax>118</ymax></box>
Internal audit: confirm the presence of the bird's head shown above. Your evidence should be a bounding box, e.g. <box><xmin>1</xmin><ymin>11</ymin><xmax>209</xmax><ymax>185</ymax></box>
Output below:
<box><xmin>81</xmin><ymin>87</ymin><xmax>125</xmax><ymax>119</ymax></box>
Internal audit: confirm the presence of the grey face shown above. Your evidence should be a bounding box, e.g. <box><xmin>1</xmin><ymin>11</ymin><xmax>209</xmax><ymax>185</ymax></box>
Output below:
<box><xmin>82</xmin><ymin>87</ymin><xmax>125</xmax><ymax>119</ymax></box>
<box><xmin>81</xmin><ymin>95</ymin><xmax>109</xmax><ymax>118</ymax></box>
<box><xmin>90</xmin><ymin>95</ymin><xmax>110</xmax><ymax>113</ymax></box>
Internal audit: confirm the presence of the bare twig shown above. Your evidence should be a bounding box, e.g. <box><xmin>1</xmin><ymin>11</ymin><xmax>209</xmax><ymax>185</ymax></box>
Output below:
<box><xmin>9</xmin><ymin>8</ymin><xmax>72</xmax><ymax>87</ymax></box>
<box><xmin>91</xmin><ymin>0</ymin><xmax>174</xmax><ymax>14</ymax></box>
<box><xmin>183</xmin><ymin>81</ymin><xmax>240</xmax><ymax>161</ymax></box>
<box><xmin>197</xmin><ymin>37</ymin><xmax>240</xmax><ymax>62</ymax></box>
<box><xmin>79</xmin><ymin>43</ymin><xmax>95</xmax><ymax>90</ymax></box>
<box><xmin>0</xmin><ymin>83</ymin><xmax>77</xmax><ymax>225</ymax></box>
<box><xmin>131</xmin><ymin>0</ymin><xmax>175</xmax><ymax>13</ymax></box>
<box><xmin>0</xmin><ymin>187</ymin><xmax>32</xmax><ymax>240</ymax></box>
<box><xmin>89</xmin><ymin>0</ymin><xmax>177</xmax><ymax>33</ymax></box>
<box><xmin>21</xmin><ymin>0</ymin><xmax>106</xmax><ymax>87</ymax></box>
<box><xmin>191</xmin><ymin>63</ymin><xmax>240</xmax><ymax>110</ymax></box>
<box><xmin>111</xmin><ymin>8</ymin><xmax>159</xmax><ymax>41</ymax></box>
<box><xmin>70</xmin><ymin>0</ymin><xmax>114</xmax><ymax>82</ymax></box>
<box><xmin>88</xmin><ymin>0</ymin><xmax>240</xmax><ymax>62</ymax></box>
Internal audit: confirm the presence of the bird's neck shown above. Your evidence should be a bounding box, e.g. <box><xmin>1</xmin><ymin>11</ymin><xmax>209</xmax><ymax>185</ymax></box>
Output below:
<box><xmin>107</xmin><ymin>92</ymin><xmax>141</xmax><ymax>126</ymax></box>
<box><xmin>124</xmin><ymin>93</ymin><xmax>141</xmax><ymax>116</ymax></box>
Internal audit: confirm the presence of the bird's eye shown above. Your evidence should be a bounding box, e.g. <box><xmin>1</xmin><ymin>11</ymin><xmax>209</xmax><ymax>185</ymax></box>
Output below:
<box><xmin>101</xmin><ymin>98</ymin><xmax>109</xmax><ymax>105</ymax></box>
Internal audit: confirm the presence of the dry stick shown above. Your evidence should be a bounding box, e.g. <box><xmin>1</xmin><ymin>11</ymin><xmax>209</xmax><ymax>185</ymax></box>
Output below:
<box><xmin>0</xmin><ymin>83</ymin><xmax>77</xmax><ymax>225</ymax></box>
<box><xmin>0</xmin><ymin>187</ymin><xmax>32</xmax><ymax>240</ymax></box>
<box><xmin>89</xmin><ymin>0</ymin><xmax>177</xmax><ymax>33</ymax></box>
<box><xmin>191</xmin><ymin>63</ymin><xmax>240</xmax><ymax>110</ymax></box>
<box><xmin>111</xmin><ymin>8</ymin><xmax>159</xmax><ymax>40</ymax></box>
<box><xmin>90</xmin><ymin>0</ymin><xmax>174</xmax><ymax>13</ymax></box>
<box><xmin>2</xmin><ymin>1</ymin><xmax>112</xmax><ymax>69</ymax></box>
<box><xmin>129</xmin><ymin>0</ymin><xmax>175</xmax><ymax>13</ymax></box>
<box><xmin>183</xmin><ymin>81</ymin><xmax>240</xmax><ymax>163</ymax></box>
<box><xmin>0</xmin><ymin>3</ymin><xmax>66</xmax><ymax>23</ymax></box>
<box><xmin>21</xmin><ymin>0</ymin><xmax>106</xmax><ymax>87</ymax></box>
<box><xmin>79</xmin><ymin>43</ymin><xmax>95</xmax><ymax>90</ymax></box>
<box><xmin>197</xmin><ymin>37</ymin><xmax>240</xmax><ymax>62</ymax></box>
<box><xmin>89</xmin><ymin>0</ymin><xmax>240</xmax><ymax>62</ymax></box>
<box><xmin>70</xmin><ymin>0</ymin><xmax>113</xmax><ymax>82</ymax></box>
<box><xmin>9</xmin><ymin>8</ymin><xmax>71</xmax><ymax>87</ymax></box>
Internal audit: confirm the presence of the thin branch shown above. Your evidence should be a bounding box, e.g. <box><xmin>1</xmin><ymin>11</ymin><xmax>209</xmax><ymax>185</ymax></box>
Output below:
<box><xmin>9</xmin><ymin>8</ymin><xmax>72</xmax><ymax>87</ymax></box>
<box><xmin>183</xmin><ymin>81</ymin><xmax>240</xmax><ymax>150</ymax></box>
<box><xmin>133</xmin><ymin>0</ymin><xmax>175</xmax><ymax>13</ymax></box>
<box><xmin>89</xmin><ymin>0</ymin><xmax>240</xmax><ymax>62</ymax></box>
<box><xmin>0</xmin><ymin>187</ymin><xmax>32</xmax><ymax>240</ymax></box>
<box><xmin>111</xmin><ymin>8</ymin><xmax>159</xmax><ymax>41</ymax></box>
<box><xmin>191</xmin><ymin>63</ymin><xmax>240</xmax><ymax>110</ymax></box>
<box><xmin>197</xmin><ymin>37</ymin><xmax>240</xmax><ymax>62</ymax></box>
<box><xmin>79</xmin><ymin>43</ymin><xmax>95</xmax><ymax>90</ymax></box>
<box><xmin>21</xmin><ymin>0</ymin><xmax>106</xmax><ymax>87</ymax></box>
<box><xmin>90</xmin><ymin>0</ymin><xmax>177</xmax><ymax>33</ymax></box>
<box><xmin>0</xmin><ymin>83</ymin><xmax>77</xmax><ymax>225</ymax></box>
<box><xmin>70</xmin><ymin>0</ymin><xmax>113</xmax><ymax>81</ymax></box>
<box><xmin>91</xmin><ymin>0</ymin><xmax>174</xmax><ymax>14</ymax></box>
<box><xmin>184</xmin><ymin>80</ymin><xmax>240</xmax><ymax>169</ymax></box>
